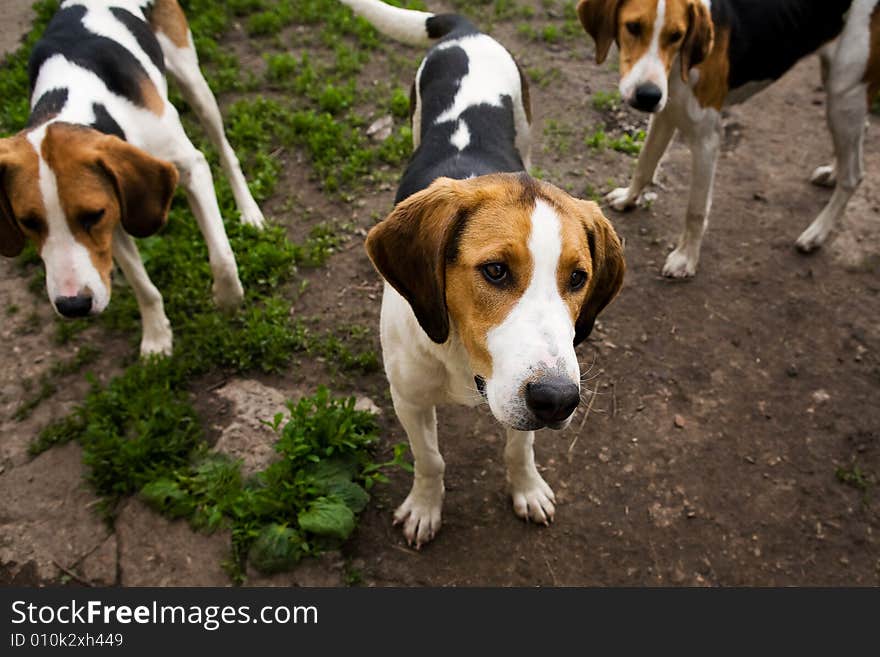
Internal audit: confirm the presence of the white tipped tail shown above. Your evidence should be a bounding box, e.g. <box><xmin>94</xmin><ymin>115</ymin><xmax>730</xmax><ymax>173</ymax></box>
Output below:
<box><xmin>339</xmin><ymin>0</ymin><xmax>435</xmax><ymax>46</ymax></box>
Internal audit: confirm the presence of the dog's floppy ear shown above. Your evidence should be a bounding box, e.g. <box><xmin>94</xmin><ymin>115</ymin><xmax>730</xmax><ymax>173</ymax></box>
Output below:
<box><xmin>577</xmin><ymin>0</ymin><xmax>623</xmax><ymax>65</ymax></box>
<box><xmin>574</xmin><ymin>200</ymin><xmax>625</xmax><ymax>346</ymax></box>
<box><xmin>96</xmin><ymin>135</ymin><xmax>178</xmax><ymax>238</ymax></box>
<box><xmin>366</xmin><ymin>178</ymin><xmax>469</xmax><ymax>344</ymax></box>
<box><xmin>0</xmin><ymin>138</ymin><xmax>28</xmax><ymax>258</ymax></box>
<box><xmin>681</xmin><ymin>0</ymin><xmax>714</xmax><ymax>81</ymax></box>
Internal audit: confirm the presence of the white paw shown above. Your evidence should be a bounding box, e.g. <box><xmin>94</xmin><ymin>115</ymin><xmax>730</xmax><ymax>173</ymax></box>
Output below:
<box><xmin>393</xmin><ymin>478</ymin><xmax>444</xmax><ymax>548</ymax></box>
<box><xmin>662</xmin><ymin>248</ymin><xmax>698</xmax><ymax>278</ymax></box>
<box><xmin>795</xmin><ymin>221</ymin><xmax>832</xmax><ymax>253</ymax></box>
<box><xmin>140</xmin><ymin>331</ymin><xmax>173</xmax><ymax>358</ymax></box>
<box><xmin>605</xmin><ymin>187</ymin><xmax>640</xmax><ymax>212</ymax></box>
<box><xmin>508</xmin><ymin>470</ymin><xmax>556</xmax><ymax>526</ymax></box>
<box><xmin>212</xmin><ymin>266</ymin><xmax>244</xmax><ymax>312</ymax></box>
<box><xmin>810</xmin><ymin>164</ymin><xmax>836</xmax><ymax>188</ymax></box>
<box><xmin>239</xmin><ymin>203</ymin><xmax>266</xmax><ymax>230</ymax></box>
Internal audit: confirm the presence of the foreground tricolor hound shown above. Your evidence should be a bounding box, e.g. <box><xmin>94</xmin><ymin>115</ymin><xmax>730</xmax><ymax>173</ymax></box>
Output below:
<box><xmin>578</xmin><ymin>0</ymin><xmax>880</xmax><ymax>277</ymax></box>
<box><xmin>0</xmin><ymin>0</ymin><xmax>265</xmax><ymax>355</ymax></box>
<box><xmin>341</xmin><ymin>0</ymin><xmax>625</xmax><ymax>547</ymax></box>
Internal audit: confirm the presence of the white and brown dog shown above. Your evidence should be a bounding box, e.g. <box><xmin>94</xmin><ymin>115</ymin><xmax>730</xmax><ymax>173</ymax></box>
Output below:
<box><xmin>342</xmin><ymin>0</ymin><xmax>625</xmax><ymax>547</ymax></box>
<box><xmin>578</xmin><ymin>0</ymin><xmax>880</xmax><ymax>277</ymax></box>
<box><xmin>0</xmin><ymin>0</ymin><xmax>265</xmax><ymax>355</ymax></box>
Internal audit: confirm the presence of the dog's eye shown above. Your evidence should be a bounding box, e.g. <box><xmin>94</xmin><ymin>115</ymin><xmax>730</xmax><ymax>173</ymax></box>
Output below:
<box><xmin>481</xmin><ymin>262</ymin><xmax>509</xmax><ymax>284</ymax></box>
<box><xmin>569</xmin><ymin>269</ymin><xmax>588</xmax><ymax>291</ymax></box>
<box><xmin>668</xmin><ymin>30</ymin><xmax>683</xmax><ymax>44</ymax></box>
<box><xmin>625</xmin><ymin>21</ymin><xmax>642</xmax><ymax>38</ymax></box>
<box><xmin>79</xmin><ymin>209</ymin><xmax>105</xmax><ymax>231</ymax></box>
<box><xmin>19</xmin><ymin>215</ymin><xmax>42</xmax><ymax>233</ymax></box>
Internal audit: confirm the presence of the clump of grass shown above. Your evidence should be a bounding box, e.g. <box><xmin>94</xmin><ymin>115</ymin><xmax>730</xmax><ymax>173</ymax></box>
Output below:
<box><xmin>140</xmin><ymin>387</ymin><xmax>408</xmax><ymax>581</ymax></box>
<box><xmin>592</xmin><ymin>90</ymin><xmax>621</xmax><ymax>112</ymax></box>
<box><xmin>585</xmin><ymin>127</ymin><xmax>646</xmax><ymax>155</ymax></box>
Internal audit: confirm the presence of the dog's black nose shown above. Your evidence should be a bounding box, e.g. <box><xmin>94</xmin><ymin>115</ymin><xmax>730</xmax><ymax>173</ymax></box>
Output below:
<box><xmin>525</xmin><ymin>378</ymin><xmax>580</xmax><ymax>424</ymax></box>
<box><xmin>54</xmin><ymin>294</ymin><xmax>93</xmax><ymax>318</ymax></box>
<box><xmin>631</xmin><ymin>83</ymin><xmax>663</xmax><ymax>112</ymax></box>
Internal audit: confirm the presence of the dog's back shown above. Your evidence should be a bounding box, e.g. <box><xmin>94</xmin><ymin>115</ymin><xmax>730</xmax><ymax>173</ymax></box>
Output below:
<box><xmin>339</xmin><ymin>0</ymin><xmax>532</xmax><ymax>203</ymax></box>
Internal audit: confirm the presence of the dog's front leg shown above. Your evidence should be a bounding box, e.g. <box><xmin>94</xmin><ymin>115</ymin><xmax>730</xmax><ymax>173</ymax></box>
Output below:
<box><xmin>173</xmin><ymin>145</ymin><xmax>245</xmax><ymax>311</ymax></box>
<box><xmin>113</xmin><ymin>227</ymin><xmax>173</xmax><ymax>357</ymax></box>
<box><xmin>391</xmin><ymin>388</ymin><xmax>444</xmax><ymax>548</ymax></box>
<box><xmin>662</xmin><ymin>118</ymin><xmax>721</xmax><ymax>278</ymax></box>
<box><xmin>505</xmin><ymin>429</ymin><xmax>555</xmax><ymax>525</ymax></box>
<box><xmin>605</xmin><ymin>110</ymin><xmax>676</xmax><ymax>211</ymax></box>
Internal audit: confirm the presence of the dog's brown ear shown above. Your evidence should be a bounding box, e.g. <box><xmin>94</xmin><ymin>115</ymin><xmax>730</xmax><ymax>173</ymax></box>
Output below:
<box><xmin>681</xmin><ymin>0</ymin><xmax>714</xmax><ymax>81</ymax></box>
<box><xmin>366</xmin><ymin>178</ymin><xmax>469</xmax><ymax>344</ymax></box>
<box><xmin>574</xmin><ymin>200</ymin><xmax>625</xmax><ymax>346</ymax></box>
<box><xmin>97</xmin><ymin>135</ymin><xmax>178</xmax><ymax>238</ymax></box>
<box><xmin>0</xmin><ymin>138</ymin><xmax>29</xmax><ymax>258</ymax></box>
<box><xmin>577</xmin><ymin>0</ymin><xmax>622</xmax><ymax>65</ymax></box>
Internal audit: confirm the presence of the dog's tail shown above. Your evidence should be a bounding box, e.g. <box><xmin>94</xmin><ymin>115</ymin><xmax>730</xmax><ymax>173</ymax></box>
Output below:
<box><xmin>339</xmin><ymin>0</ymin><xmax>476</xmax><ymax>46</ymax></box>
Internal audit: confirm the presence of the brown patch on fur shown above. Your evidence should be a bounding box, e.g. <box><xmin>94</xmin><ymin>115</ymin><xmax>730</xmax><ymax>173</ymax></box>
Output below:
<box><xmin>0</xmin><ymin>135</ymin><xmax>44</xmax><ymax>257</ymax></box>
<box><xmin>36</xmin><ymin>124</ymin><xmax>177</xmax><ymax>287</ymax></box>
<box><xmin>145</xmin><ymin>0</ymin><xmax>190</xmax><ymax>49</ymax></box>
<box><xmin>692</xmin><ymin>25</ymin><xmax>729</xmax><ymax>109</ymax></box>
<box><xmin>366</xmin><ymin>174</ymin><xmax>626</xmax><ymax>377</ymax></box>
<box><xmin>865</xmin><ymin>4</ymin><xmax>880</xmax><ymax>102</ymax></box>
<box><xmin>139</xmin><ymin>77</ymin><xmax>165</xmax><ymax>115</ymax></box>
<box><xmin>577</xmin><ymin>0</ymin><xmax>624</xmax><ymax>64</ymax></box>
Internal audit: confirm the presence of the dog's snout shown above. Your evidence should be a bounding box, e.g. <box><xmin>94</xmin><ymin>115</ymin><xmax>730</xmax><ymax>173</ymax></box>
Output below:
<box><xmin>54</xmin><ymin>294</ymin><xmax>93</xmax><ymax>318</ymax></box>
<box><xmin>631</xmin><ymin>83</ymin><xmax>663</xmax><ymax>112</ymax></box>
<box><xmin>525</xmin><ymin>378</ymin><xmax>580</xmax><ymax>424</ymax></box>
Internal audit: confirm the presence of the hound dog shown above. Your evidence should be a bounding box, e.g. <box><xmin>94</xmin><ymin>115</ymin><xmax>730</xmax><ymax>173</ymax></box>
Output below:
<box><xmin>0</xmin><ymin>0</ymin><xmax>265</xmax><ymax>355</ymax></box>
<box><xmin>341</xmin><ymin>0</ymin><xmax>625</xmax><ymax>547</ymax></box>
<box><xmin>577</xmin><ymin>0</ymin><xmax>880</xmax><ymax>278</ymax></box>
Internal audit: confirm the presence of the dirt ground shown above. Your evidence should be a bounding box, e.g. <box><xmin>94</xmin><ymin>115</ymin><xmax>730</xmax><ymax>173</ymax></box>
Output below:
<box><xmin>1</xmin><ymin>1</ymin><xmax>878</xmax><ymax>586</ymax></box>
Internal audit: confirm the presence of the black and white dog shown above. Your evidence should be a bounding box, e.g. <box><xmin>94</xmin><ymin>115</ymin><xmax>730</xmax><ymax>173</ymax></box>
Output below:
<box><xmin>0</xmin><ymin>0</ymin><xmax>264</xmax><ymax>356</ymax></box>
<box><xmin>342</xmin><ymin>0</ymin><xmax>625</xmax><ymax>547</ymax></box>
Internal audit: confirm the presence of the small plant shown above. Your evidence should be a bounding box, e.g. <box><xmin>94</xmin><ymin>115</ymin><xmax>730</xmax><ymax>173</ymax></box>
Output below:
<box><xmin>585</xmin><ymin>127</ymin><xmax>608</xmax><ymax>150</ymax></box>
<box><xmin>609</xmin><ymin>130</ymin><xmax>646</xmax><ymax>155</ymax></box>
<box><xmin>592</xmin><ymin>90</ymin><xmax>621</xmax><ymax>112</ymax></box>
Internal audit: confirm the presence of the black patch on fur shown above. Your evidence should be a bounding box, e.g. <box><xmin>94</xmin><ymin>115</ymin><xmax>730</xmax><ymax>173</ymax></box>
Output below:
<box><xmin>395</xmin><ymin>42</ymin><xmax>526</xmax><ymax>204</ymax></box>
<box><xmin>28</xmin><ymin>6</ymin><xmax>161</xmax><ymax>109</ymax></box>
<box><xmin>425</xmin><ymin>14</ymin><xmax>479</xmax><ymax>40</ymax></box>
<box><xmin>443</xmin><ymin>209</ymin><xmax>472</xmax><ymax>264</ymax></box>
<box><xmin>90</xmin><ymin>103</ymin><xmax>126</xmax><ymax>140</ymax></box>
<box><xmin>714</xmin><ymin>0</ymin><xmax>854</xmax><ymax>91</ymax></box>
<box><xmin>110</xmin><ymin>7</ymin><xmax>165</xmax><ymax>73</ymax></box>
<box><xmin>587</xmin><ymin>228</ymin><xmax>597</xmax><ymax>263</ymax></box>
<box><xmin>27</xmin><ymin>87</ymin><xmax>68</xmax><ymax>127</ymax></box>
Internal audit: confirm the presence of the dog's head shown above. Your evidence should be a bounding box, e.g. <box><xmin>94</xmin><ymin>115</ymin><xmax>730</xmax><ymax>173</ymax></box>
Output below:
<box><xmin>366</xmin><ymin>173</ymin><xmax>625</xmax><ymax>431</ymax></box>
<box><xmin>577</xmin><ymin>0</ymin><xmax>714</xmax><ymax>112</ymax></box>
<box><xmin>0</xmin><ymin>122</ymin><xmax>177</xmax><ymax>317</ymax></box>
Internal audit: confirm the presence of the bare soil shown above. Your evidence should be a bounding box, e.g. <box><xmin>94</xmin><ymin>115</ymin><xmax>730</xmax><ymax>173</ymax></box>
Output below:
<box><xmin>1</xmin><ymin>1</ymin><xmax>878</xmax><ymax>586</ymax></box>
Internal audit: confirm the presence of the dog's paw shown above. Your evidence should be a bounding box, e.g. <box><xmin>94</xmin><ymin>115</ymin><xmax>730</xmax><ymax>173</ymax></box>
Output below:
<box><xmin>212</xmin><ymin>268</ymin><xmax>244</xmax><ymax>312</ymax></box>
<box><xmin>393</xmin><ymin>480</ymin><xmax>444</xmax><ymax>549</ymax></box>
<box><xmin>810</xmin><ymin>164</ymin><xmax>836</xmax><ymax>188</ymax></box>
<box><xmin>140</xmin><ymin>332</ymin><xmax>173</xmax><ymax>358</ymax></box>
<box><xmin>662</xmin><ymin>248</ymin><xmax>698</xmax><ymax>279</ymax></box>
<box><xmin>605</xmin><ymin>187</ymin><xmax>640</xmax><ymax>212</ymax></box>
<box><xmin>509</xmin><ymin>471</ymin><xmax>556</xmax><ymax>526</ymax></box>
<box><xmin>239</xmin><ymin>202</ymin><xmax>266</xmax><ymax>230</ymax></box>
<box><xmin>795</xmin><ymin>221</ymin><xmax>831</xmax><ymax>253</ymax></box>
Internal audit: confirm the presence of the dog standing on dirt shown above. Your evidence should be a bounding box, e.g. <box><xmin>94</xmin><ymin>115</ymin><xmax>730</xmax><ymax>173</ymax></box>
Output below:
<box><xmin>0</xmin><ymin>0</ymin><xmax>265</xmax><ymax>356</ymax></box>
<box><xmin>578</xmin><ymin>0</ymin><xmax>880</xmax><ymax>278</ymax></box>
<box><xmin>341</xmin><ymin>0</ymin><xmax>625</xmax><ymax>547</ymax></box>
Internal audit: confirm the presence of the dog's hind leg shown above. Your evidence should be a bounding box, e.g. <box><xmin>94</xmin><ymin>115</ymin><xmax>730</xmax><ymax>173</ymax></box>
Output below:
<box><xmin>605</xmin><ymin>109</ymin><xmax>676</xmax><ymax>211</ymax></box>
<box><xmin>113</xmin><ymin>227</ymin><xmax>173</xmax><ymax>357</ymax></box>
<box><xmin>505</xmin><ymin>429</ymin><xmax>555</xmax><ymax>525</ymax></box>
<box><xmin>797</xmin><ymin>6</ymin><xmax>875</xmax><ymax>253</ymax></box>
<box><xmin>150</xmin><ymin>2</ymin><xmax>265</xmax><ymax>229</ymax></box>
<box><xmin>390</xmin><ymin>389</ymin><xmax>445</xmax><ymax>548</ymax></box>
<box><xmin>810</xmin><ymin>42</ymin><xmax>839</xmax><ymax>188</ymax></box>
